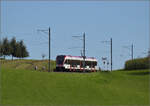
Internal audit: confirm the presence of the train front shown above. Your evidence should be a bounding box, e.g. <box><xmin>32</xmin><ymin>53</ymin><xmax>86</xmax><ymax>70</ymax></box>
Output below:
<box><xmin>56</xmin><ymin>55</ymin><xmax>65</xmax><ymax>71</ymax></box>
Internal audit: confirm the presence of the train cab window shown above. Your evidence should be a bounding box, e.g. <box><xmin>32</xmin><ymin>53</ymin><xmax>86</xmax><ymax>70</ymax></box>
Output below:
<box><xmin>56</xmin><ymin>56</ymin><xmax>65</xmax><ymax>65</ymax></box>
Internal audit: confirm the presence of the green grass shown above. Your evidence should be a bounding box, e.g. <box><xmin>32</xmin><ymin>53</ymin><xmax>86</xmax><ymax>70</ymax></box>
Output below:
<box><xmin>0</xmin><ymin>60</ymin><xmax>150</xmax><ymax>105</ymax></box>
<box><xmin>0</xmin><ymin>59</ymin><xmax>56</xmax><ymax>71</ymax></box>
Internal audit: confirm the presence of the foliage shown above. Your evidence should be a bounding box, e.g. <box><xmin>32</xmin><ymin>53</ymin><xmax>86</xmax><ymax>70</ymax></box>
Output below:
<box><xmin>15</xmin><ymin>40</ymin><xmax>29</xmax><ymax>58</ymax></box>
<box><xmin>2</xmin><ymin>37</ymin><xmax>11</xmax><ymax>58</ymax></box>
<box><xmin>20</xmin><ymin>41</ymin><xmax>29</xmax><ymax>58</ymax></box>
<box><xmin>125</xmin><ymin>57</ymin><xmax>149</xmax><ymax>70</ymax></box>
<box><xmin>10</xmin><ymin>37</ymin><xmax>17</xmax><ymax>60</ymax></box>
<box><xmin>0</xmin><ymin>37</ymin><xmax>29</xmax><ymax>59</ymax></box>
<box><xmin>0</xmin><ymin>39</ymin><xmax>3</xmax><ymax>57</ymax></box>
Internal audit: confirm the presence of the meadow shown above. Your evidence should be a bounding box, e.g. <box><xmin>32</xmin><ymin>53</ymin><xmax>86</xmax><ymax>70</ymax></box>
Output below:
<box><xmin>0</xmin><ymin>60</ymin><xmax>150</xmax><ymax>105</ymax></box>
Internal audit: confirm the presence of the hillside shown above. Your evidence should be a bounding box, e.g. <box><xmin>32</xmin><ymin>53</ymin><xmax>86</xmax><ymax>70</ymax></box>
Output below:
<box><xmin>0</xmin><ymin>60</ymin><xmax>150</xmax><ymax>105</ymax></box>
<box><xmin>0</xmin><ymin>59</ymin><xmax>56</xmax><ymax>71</ymax></box>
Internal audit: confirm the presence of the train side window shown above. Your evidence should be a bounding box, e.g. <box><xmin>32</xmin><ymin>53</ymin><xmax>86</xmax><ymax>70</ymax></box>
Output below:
<box><xmin>81</xmin><ymin>61</ymin><xmax>87</xmax><ymax>67</ymax></box>
<box><xmin>85</xmin><ymin>61</ymin><xmax>87</xmax><ymax>66</ymax></box>
<box><xmin>91</xmin><ymin>61</ymin><xmax>94</xmax><ymax>68</ymax></box>
<box><xmin>86</xmin><ymin>61</ymin><xmax>90</xmax><ymax>66</ymax></box>
<box><xmin>64</xmin><ymin>59</ymin><xmax>68</xmax><ymax>64</ymax></box>
<box><xmin>71</xmin><ymin>60</ymin><xmax>80</xmax><ymax>66</ymax></box>
<box><xmin>72</xmin><ymin>60</ymin><xmax>75</xmax><ymax>66</ymax></box>
<box><xmin>76</xmin><ymin>60</ymin><xmax>80</xmax><ymax>65</ymax></box>
<box><xmin>80</xmin><ymin>61</ymin><xmax>83</xmax><ymax>67</ymax></box>
<box><xmin>68</xmin><ymin>60</ymin><xmax>71</xmax><ymax>64</ymax></box>
<box><xmin>93</xmin><ymin>62</ymin><xmax>97</xmax><ymax>66</ymax></box>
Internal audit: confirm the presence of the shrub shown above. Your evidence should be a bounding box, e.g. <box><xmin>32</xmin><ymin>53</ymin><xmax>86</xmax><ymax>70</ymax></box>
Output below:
<box><xmin>125</xmin><ymin>57</ymin><xmax>150</xmax><ymax>70</ymax></box>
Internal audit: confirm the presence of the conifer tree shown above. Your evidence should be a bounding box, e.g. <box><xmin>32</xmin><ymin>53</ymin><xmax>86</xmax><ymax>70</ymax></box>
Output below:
<box><xmin>0</xmin><ymin>40</ymin><xmax>3</xmax><ymax>57</ymax></box>
<box><xmin>2</xmin><ymin>37</ymin><xmax>11</xmax><ymax>59</ymax></box>
<box><xmin>0</xmin><ymin>37</ymin><xmax>29</xmax><ymax>59</ymax></box>
<box><xmin>18</xmin><ymin>40</ymin><xmax>29</xmax><ymax>58</ymax></box>
<box><xmin>14</xmin><ymin>42</ymin><xmax>21</xmax><ymax>58</ymax></box>
<box><xmin>10</xmin><ymin>37</ymin><xmax>17</xmax><ymax>60</ymax></box>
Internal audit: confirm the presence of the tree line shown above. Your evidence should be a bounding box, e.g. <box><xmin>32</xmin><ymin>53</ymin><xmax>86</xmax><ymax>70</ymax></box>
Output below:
<box><xmin>0</xmin><ymin>37</ymin><xmax>29</xmax><ymax>60</ymax></box>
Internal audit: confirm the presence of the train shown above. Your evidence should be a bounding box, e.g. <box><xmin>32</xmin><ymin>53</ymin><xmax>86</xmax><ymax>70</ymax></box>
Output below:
<box><xmin>55</xmin><ymin>55</ymin><xmax>98</xmax><ymax>72</ymax></box>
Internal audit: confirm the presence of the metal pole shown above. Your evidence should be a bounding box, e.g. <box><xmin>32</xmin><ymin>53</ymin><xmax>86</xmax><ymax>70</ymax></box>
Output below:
<box><xmin>81</xmin><ymin>50</ymin><xmax>82</xmax><ymax>56</ymax></box>
<box><xmin>48</xmin><ymin>27</ymin><xmax>50</xmax><ymax>72</ymax></box>
<box><xmin>110</xmin><ymin>38</ymin><xmax>112</xmax><ymax>71</ymax></box>
<box><xmin>83</xmin><ymin>32</ymin><xmax>85</xmax><ymax>72</ymax></box>
<box><xmin>131</xmin><ymin>44</ymin><xmax>133</xmax><ymax>60</ymax></box>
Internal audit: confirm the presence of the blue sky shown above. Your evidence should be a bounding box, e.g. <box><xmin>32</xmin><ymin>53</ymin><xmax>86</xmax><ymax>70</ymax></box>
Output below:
<box><xmin>1</xmin><ymin>1</ymin><xmax>149</xmax><ymax>70</ymax></box>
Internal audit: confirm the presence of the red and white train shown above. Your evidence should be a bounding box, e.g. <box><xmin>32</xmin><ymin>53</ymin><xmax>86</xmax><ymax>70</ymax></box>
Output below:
<box><xmin>55</xmin><ymin>55</ymin><xmax>98</xmax><ymax>72</ymax></box>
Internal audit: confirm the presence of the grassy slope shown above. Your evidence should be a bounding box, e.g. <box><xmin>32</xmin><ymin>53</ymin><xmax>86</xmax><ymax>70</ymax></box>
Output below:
<box><xmin>0</xmin><ymin>59</ymin><xmax>56</xmax><ymax>71</ymax></box>
<box><xmin>1</xmin><ymin>60</ymin><xmax>150</xmax><ymax>105</ymax></box>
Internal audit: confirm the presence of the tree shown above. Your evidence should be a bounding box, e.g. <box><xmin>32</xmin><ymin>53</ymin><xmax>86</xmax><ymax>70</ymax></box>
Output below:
<box><xmin>14</xmin><ymin>42</ymin><xmax>21</xmax><ymax>58</ymax></box>
<box><xmin>10</xmin><ymin>37</ymin><xmax>17</xmax><ymax>60</ymax></box>
<box><xmin>21</xmin><ymin>44</ymin><xmax>29</xmax><ymax>58</ymax></box>
<box><xmin>2</xmin><ymin>37</ymin><xmax>11</xmax><ymax>59</ymax></box>
<box><xmin>0</xmin><ymin>37</ymin><xmax>29</xmax><ymax>59</ymax></box>
<box><xmin>148</xmin><ymin>50</ymin><xmax>150</xmax><ymax>57</ymax></box>
<box><xmin>18</xmin><ymin>40</ymin><xmax>29</xmax><ymax>58</ymax></box>
<box><xmin>0</xmin><ymin>39</ymin><xmax>3</xmax><ymax>57</ymax></box>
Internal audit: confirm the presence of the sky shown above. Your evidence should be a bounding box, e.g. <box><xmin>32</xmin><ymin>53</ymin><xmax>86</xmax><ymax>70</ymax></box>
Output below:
<box><xmin>1</xmin><ymin>1</ymin><xmax>149</xmax><ymax>70</ymax></box>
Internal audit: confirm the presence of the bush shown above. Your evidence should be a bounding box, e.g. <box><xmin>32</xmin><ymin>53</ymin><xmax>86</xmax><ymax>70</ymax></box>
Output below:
<box><xmin>125</xmin><ymin>57</ymin><xmax>150</xmax><ymax>70</ymax></box>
